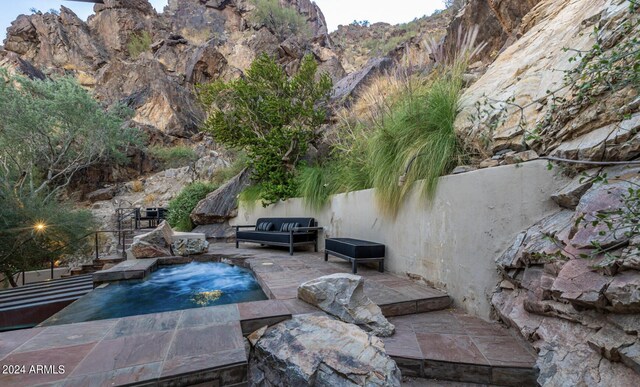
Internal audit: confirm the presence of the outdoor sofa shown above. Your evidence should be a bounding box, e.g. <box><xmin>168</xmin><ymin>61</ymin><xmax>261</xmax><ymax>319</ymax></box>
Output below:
<box><xmin>235</xmin><ymin>217</ymin><xmax>322</xmax><ymax>255</ymax></box>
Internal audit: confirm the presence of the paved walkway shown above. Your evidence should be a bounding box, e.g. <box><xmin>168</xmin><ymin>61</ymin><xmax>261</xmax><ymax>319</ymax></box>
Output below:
<box><xmin>212</xmin><ymin>244</ymin><xmax>452</xmax><ymax>316</ymax></box>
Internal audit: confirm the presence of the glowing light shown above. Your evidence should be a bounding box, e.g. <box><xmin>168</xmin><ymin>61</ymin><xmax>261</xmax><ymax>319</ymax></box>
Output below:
<box><xmin>34</xmin><ymin>222</ymin><xmax>47</xmax><ymax>232</ymax></box>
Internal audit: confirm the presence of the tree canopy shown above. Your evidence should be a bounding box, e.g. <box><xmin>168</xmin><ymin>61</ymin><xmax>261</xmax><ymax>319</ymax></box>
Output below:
<box><xmin>0</xmin><ymin>72</ymin><xmax>142</xmax><ymax>286</ymax></box>
<box><xmin>0</xmin><ymin>71</ymin><xmax>141</xmax><ymax>202</ymax></box>
<box><xmin>199</xmin><ymin>54</ymin><xmax>332</xmax><ymax>204</ymax></box>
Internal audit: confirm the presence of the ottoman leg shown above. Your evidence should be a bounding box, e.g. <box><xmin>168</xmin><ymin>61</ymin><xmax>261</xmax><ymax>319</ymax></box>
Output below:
<box><xmin>379</xmin><ymin>259</ymin><xmax>384</xmax><ymax>273</ymax></box>
<box><xmin>352</xmin><ymin>259</ymin><xmax>357</xmax><ymax>274</ymax></box>
<box><xmin>235</xmin><ymin>240</ymin><xmax>239</xmax><ymax>248</ymax></box>
<box><xmin>324</xmin><ymin>252</ymin><xmax>328</xmax><ymax>261</ymax></box>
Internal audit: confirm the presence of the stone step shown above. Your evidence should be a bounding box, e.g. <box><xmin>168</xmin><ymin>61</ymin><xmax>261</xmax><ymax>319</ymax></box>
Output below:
<box><xmin>384</xmin><ymin>311</ymin><xmax>538</xmax><ymax>386</ymax></box>
<box><xmin>94</xmin><ymin>256</ymin><xmax>126</xmax><ymax>265</ymax></box>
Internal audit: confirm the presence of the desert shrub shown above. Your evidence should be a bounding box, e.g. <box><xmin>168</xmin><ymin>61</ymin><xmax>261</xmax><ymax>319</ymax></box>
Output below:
<box><xmin>167</xmin><ymin>182</ymin><xmax>218</xmax><ymax>231</ymax></box>
<box><xmin>298</xmin><ymin>61</ymin><xmax>466</xmax><ymax>214</ymax></box>
<box><xmin>149</xmin><ymin>145</ymin><xmax>199</xmax><ymax>169</ymax></box>
<box><xmin>128</xmin><ymin>31</ymin><xmax>152</xmax><ymax>58</ymax></box>
<box><xmin>199</xmin><ymin>54</ymin><xmax>332</xmax><ymax>206</ymax></box>
<box><xmin>250</xmin><ymin>0</ymin><xmax>311</xmax><ymax>39</ymax></box>
<box><xmin>367</xmin><ymin>74</ymin><xmax>462</xmax><ymax>214</ymax></box>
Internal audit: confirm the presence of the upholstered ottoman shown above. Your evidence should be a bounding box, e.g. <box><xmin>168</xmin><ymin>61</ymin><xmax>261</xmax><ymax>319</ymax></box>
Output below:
<box><xmin>324</xmin><ymin>238</ymin><xmax>385</xmax><ymax>274</ymax></box>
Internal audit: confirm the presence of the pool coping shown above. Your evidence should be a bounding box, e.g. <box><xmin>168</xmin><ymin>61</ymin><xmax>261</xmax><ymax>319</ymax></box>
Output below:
<box><xmin>0</xmin><ymin>301</ymin><xmax>291</xmax><ymax>386</ymax></box>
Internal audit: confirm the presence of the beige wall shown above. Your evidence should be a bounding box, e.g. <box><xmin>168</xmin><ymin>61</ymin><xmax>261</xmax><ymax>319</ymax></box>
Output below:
<box><xmin>233</xmin><ymin>160</ymin><xmax>568</xmax><ymax>319</ymax></box>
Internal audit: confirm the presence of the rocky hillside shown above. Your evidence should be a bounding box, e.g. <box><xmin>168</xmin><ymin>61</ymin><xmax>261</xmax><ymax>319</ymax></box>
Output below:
<box><xmin>1</xmin><ymin>0</ymin><xmax>344</xmax><ymax>142</ymax></box>
<box><xmin>329</xmin><ymin>11</ymin><xmax>451</xmax><ymax>73</ymax></box>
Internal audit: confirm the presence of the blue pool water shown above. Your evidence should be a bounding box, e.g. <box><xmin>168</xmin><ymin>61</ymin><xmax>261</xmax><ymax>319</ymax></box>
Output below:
<box><xmin>43</xmin><ymin>262</ymin><xmax>267</xmax><ymax>325</ymax></box>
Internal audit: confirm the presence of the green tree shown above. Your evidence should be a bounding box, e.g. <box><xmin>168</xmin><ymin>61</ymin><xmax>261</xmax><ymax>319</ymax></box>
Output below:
<box><xmin>0</xmin><ymin>72</ymin><xmax>142</xmax><ymax>286</ymax></box>
<box><xmin>199</xmin><ymin>54</ymin><xmax>332</xmax><ymax>204</ymax></box>
<box><xmin>0</xmin><ymin>71</ymin><xmax>142</xmax><ymax>202</ymax></box>
<box><xmin>0</xmin><ymin>187</ymin><xmax>95</xmax><ymax>287</ymax></box>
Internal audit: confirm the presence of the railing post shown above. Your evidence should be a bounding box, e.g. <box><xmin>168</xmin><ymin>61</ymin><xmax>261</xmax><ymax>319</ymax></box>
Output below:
<box><xmin>50</xmin><ymin>257</ymin><xmax>54</xmax><ymax>280</ymax></box>
<box><xmin>95</xmin><ymin>232</ymin><xmax>99</xmax><ymax>260</ymax></box>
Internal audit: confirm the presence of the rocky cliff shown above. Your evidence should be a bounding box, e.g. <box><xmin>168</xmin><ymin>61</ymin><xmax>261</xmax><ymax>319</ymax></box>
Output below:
<box><xmin>2</xmin><ymin>0</ymin><xmax>345</xmax><ymax>142</ymax></box>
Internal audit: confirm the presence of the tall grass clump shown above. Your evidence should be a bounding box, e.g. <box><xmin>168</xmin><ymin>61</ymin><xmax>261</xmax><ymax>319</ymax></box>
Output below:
<box><xmin>297</xmin><ymin>26</ymin><xmax>484</xmax><ymax>215</ymax></box>
<box><xmin>368</xmin><ymin>72</ymin><xmax>463</xmax><ymax>214</ymax></box>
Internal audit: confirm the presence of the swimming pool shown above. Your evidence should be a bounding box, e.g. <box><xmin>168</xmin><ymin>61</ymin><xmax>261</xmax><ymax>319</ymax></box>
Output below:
<box><xmin>42</xmin><ymin>262</ymin><xmax>267</xmax><ymax>325</ymax></box>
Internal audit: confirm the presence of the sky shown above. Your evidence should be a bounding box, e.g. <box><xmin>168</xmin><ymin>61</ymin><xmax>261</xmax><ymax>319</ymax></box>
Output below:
<box><xmin>1</xmin><ymin>0</ymin><xmax>446</xmax><ymax>42</ymax></box>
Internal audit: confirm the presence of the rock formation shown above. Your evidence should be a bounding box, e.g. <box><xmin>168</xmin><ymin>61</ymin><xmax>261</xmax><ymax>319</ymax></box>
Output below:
<box><xmin>455</xmin><ymin>0</ymin><xmax>639</xmax><ymax>159</ymax></box>
<box><xmin>441</xmin><ymin>0</ymin><xmax>541</xmax><ymax>63</ymax></box>
<box><xmin>493</xmin><ymin>164</ymin><xmax>640</xmax><ymax>385</ymax></box>
<box><xmin>129</xmin><ymin>220</ymin><xmax>174</xmax><ymax>258</ymax></box>
<box><xmin>1</xmin><ymin>0</ymin><xmax>346</xmax><ymax>142</ymax></box>
<box><xmin>191</xmin><ymin>168</ymin><xmax>250</xmax><ymax>240</ymax></box>
<box><xmin>298</xmin><ymin>273</ymin><xmax>395</xmax><ymax>337</ymax></box>
<box><xmin>249</xmin><ymin>314</ymin><xmax>402</xmax><ymax>386</ymax></box>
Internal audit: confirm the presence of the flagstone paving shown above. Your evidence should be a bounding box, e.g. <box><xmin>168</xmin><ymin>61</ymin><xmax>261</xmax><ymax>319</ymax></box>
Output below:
<box><xmin>0</xmin><ymin>245</ymin><xmax>538</xmax><ymax>386</ymax></box>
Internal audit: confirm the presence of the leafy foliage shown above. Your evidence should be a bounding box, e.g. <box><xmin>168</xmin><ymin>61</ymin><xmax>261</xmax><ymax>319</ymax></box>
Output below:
<box><xmin>167</xmin><ymin>182</ymin><xmax>218</xmax><ymax>231</ymax></box>
<box><xmin>128</xmin><ymin>31</ymin><xmax>152</xmax><ymax>58</ymax></box>
<box><xmin>0</xmin><ymin>72</ymin><xmax>141</xmax><ymax>202</ymax></box>
<box><xmin>250</xmin><ymin>0</ymin><xmax>311</xmax><ymax>39</ymax></box>
<box><xmin>200</xmin><ymin>54</ymin><xmax>332</xmax><ymax>205</ymax></box>
<box><xmin>0</xmin><ymin>187</ymin><xmax>95</xmax><ymax>287</ymax></box>
<box><xmin>149</xmin><ymin>145</ymin><xmax>199</xmax><ymax>169</ymax></box>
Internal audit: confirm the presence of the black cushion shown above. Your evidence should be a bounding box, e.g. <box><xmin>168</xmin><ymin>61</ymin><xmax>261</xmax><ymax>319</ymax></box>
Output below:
<box><xmin>325</xmin><ymin>238</ymin><xmax>385</xmax><ymax>258</ymax></box>
<box><xmin>255</xmin><ymin>217</ymin><xmax>315</xmax><ymax>231</ymax></box>
<box><xmin>280</xmin><ymin>222</ymin><xmax>300</xmax><ymax>232</ymax></box>
<box><xmin>256</xmin><ymin>222</ymin><xmax>275</xmax><ymax>231</ymax></box>
<box><xmin>237</xmin><ymin>231</ymin><xmax>315</xmax><ymax>244</ymax></box>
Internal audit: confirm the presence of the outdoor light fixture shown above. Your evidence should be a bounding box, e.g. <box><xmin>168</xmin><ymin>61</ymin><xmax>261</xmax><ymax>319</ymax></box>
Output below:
<box><xmin>33</xmin><ymin>222</ymin><xmax>47</xmax><ymax>233</ymax></box>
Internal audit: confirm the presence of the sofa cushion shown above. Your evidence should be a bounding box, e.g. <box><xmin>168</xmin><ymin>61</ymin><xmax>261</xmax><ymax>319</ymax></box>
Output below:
<box><xmin>279</xmin><ymin>222</ymin><xmax>301</xmax><ymax>232</ymax></box>
<box><xmin>256</xmin><ymin>221</ymin><xmax>275</xmax><ymax>231</ymax></box>
<box><xmin>237</xmin><ymin>231</ymin><xmax>315</xmax><ymax>244</ymax></box>
<box><xmin>255</xmin><ymin>217</ymin><xmax>315</xmax><ymax>231</ymax></box>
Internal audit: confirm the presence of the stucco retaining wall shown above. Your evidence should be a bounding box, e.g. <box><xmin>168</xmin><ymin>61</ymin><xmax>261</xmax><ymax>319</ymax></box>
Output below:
<box><xmin>233</xmin><ymin>160</ymin><xmax>569</xmax><ymax>319</ymax></box>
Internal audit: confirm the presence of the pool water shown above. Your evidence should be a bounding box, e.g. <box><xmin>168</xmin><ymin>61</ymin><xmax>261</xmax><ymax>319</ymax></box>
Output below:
<box><xmin>43</xmin><ymin>262</ymin><xmax>267</xmax><ymax>325</ymax></box>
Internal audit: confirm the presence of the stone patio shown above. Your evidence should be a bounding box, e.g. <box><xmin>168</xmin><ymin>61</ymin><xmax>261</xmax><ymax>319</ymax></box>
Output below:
<box><xmin>0</xmin><ymin>301</ymin><xmax>289</xmax><ymax>386</ymax></box>
<box><xmin>0</xmin><ymin>244</ymin><xmax>538</xmax><ymax>386</ymax></box>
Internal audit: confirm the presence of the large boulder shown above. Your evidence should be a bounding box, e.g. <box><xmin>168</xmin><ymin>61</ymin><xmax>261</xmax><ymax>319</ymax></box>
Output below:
<box><xmin>442</xmin><ymin>0</ymin><xmax>541</xmax><ymax>63</ymax></box>
<box><xmin>191</xmin><ymin>168</ymin><xmax>250</xmax><ymax>225</ymax></box>
<box><xmin>171</xmin><ymin>234</ymin><xmax>209</xmax><ymax>256</ymax></box>
<box><xmin>331</xmin><ymin>57</ymin><xmax>392</xmax><ymax>107</ymax></box>
<box><xmin>4</xmin><ymin>7</ymin><xmax>108</xmax><ymax>72</ymax></box>
<box><xmin>298</xmin><ymin>273</ymin><xmax>395</xmax><ymax>337</ymax></box>
<box><xmin>249</xmin><ymin>314</ymin><xmax>401</xmax><ymax>386</ymax></box>
<box><xmin>455</xmin><ymin>0</ymin><xmax>639</xmax><ymax>157</ymax></box>
<box><xmin>129</xmin><ymin>220</ymin><xmax>173</xmax><ymax>258</ymax></box>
